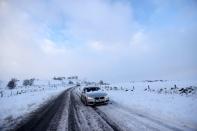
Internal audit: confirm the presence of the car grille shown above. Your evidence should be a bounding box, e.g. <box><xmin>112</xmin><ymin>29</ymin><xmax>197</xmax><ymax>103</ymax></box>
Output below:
<box><xmin>95</xmin><ymin>97</ymin><xmax>105</xmax><ymax>100</ymax></box>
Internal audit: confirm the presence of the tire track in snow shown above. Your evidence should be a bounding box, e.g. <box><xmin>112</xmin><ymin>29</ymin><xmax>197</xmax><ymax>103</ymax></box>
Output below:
<box><xmin>68</xmin><ymin>88</ymin><xmax>117</xmax><ymax>131</ymax></box>
<box><xmin>96</xmin><ymin>102</ymin><xmax>186</xmax><ymax>131</ymax></box>
<box><xmin>67</xmin><ymin>91</ymin><xmax>81</xmax><ymax>131</ymax></box>
<box><xmin>14</xmin><ymin>89</ymin><xmax>68</xmax><ymax>131</ymax></box>
<box><xmin>14</xmin><ymin>86</ymin><xmax>184</xmax><ymax>131</ymax></box>
<box><xmin>47</xmin><ymin>88</ymin><xmax>72</xmax><ymax>131</ymax></box>
<box><xmin>93</xmin><ymin>107</ymin><xmax>123</xmax><ymax>131</ymax></box>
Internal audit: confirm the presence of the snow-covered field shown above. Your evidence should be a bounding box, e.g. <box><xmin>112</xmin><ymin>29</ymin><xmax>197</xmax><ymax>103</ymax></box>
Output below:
<box><xmin>100</xmin><ymin>80</ymin><xmax>197</xmax><ymax>130</ymax></box>
<box><xmin>0</xmin><ymin>79</ymin><xmax>75</xmax><ymax>130</ymax></box>
<box><xmin>1</xmin><ymin>79</ymin><xmax>197</xmax><ymax>130</ymax></box>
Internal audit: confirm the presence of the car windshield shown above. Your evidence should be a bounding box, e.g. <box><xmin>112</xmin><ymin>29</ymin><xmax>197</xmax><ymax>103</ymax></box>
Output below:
<box><xmin>85</xmin><ymin>87</ymin><xmax>100</xmax><ymax>92</ymax></box>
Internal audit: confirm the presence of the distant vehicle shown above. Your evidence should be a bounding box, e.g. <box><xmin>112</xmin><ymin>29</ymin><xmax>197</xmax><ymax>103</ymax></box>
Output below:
<box><xmin>81</xmin><ymin>86</ymin><xmax>109</xmax><ymax>106</ymax></box>
<box><xmin>76</xmin><ymin>83</ymin><xmax>80</xmax><ymax>86</ymax></box>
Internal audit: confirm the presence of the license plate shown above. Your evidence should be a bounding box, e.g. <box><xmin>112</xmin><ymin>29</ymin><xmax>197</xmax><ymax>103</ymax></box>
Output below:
<box><xmin>96</xmin><ymin>99</ymin><xmax>104</xmax><ymax>102</ymax></box>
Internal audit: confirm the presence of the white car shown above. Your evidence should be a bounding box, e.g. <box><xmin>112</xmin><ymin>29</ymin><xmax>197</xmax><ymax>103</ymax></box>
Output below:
<box><xmin>81</xmin><ymin>86</ymin><xmax>109</xmax><ymax>106</ymax></box>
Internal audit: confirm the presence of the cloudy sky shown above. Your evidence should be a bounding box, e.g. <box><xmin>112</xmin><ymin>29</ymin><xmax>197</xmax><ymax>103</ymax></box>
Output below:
<box><xmin>0</xmin><ymin>0</ymin><xmax>197</xmax><ymax>82</ymax></box>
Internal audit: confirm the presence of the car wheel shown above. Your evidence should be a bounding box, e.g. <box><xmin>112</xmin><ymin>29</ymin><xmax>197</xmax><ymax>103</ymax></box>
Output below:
<box><xmin>85</xmin><ymin>98</ymin><xmax>88</xmax><ymax>106</ymax></box>
<box><xmin>105</xmin><ymin>101</ymin><xmax>109</xmax><ymax>105</ymax></box>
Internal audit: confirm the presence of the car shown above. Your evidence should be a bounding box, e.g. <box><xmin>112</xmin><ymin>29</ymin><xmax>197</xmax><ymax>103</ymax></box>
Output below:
<box><xmin>81</xmin><ymin>86</ymin><xmax>109</xmax><ymax>106</ymax></box>
<box><xmin>76</xmin><ymin>82</ymin><xmax>80</xmax><ymax>86</ymax></box>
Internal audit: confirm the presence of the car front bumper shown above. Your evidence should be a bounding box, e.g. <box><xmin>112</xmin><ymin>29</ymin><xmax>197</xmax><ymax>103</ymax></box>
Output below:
<box><xmin>87</xmin><ymin>98</ymin><xmax>109</xmax><ymax>105</ymax></box>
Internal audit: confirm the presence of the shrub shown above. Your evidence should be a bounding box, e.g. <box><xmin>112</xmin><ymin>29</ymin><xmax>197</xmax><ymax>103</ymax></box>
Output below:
<box><xmin>68</xmin><ymin>81</ymin><xmax>74</xmax><ymax>84</ymax></box>
<box><xmin>7</xmin><ymin>78</ymin><xmax>17</xmax><ymax>89</ymax></box>
<box><xmin>99</xmin><ymin>80</ymin><xmax>104</xmax><ymax>85</ymax></box>
<box><xmin>23</xmin><ymin>78</ymin><xmax>35</xmax><ymax>86</ymax></box>
<box><xmin>53</xmin><ymin>77</ymin><xmax>65</xmax><ymax>80</ymax></box>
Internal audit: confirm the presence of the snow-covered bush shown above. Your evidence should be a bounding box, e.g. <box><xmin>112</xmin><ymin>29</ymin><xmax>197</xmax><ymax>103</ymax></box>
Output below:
<box><xmin>23</xmin><ymin>79</ymin><xmax>35</xmax><ymax>86</ymax></box>
<box><xmin>7</xmin><ymin>78</ymin><xmax>18</xmax><ymax>89</ymax></box>
<box><xmin>99</xmin><ymin>80</ymin><xmax>104</xmax><ymax>85</ymax></box>
<box><xmin>68</xmin><ymin>81</ymin><xmax>74</xmax><ymax>84</ymax></box>
<box><xmin>148</xmin><ymin>86</ymin><xmax>197</xmax><ymax>96</ymax></box>
<box><xmin>53</xmin><ymin>77</ymin><xmax>65</xmax><ymax>80</ymax></box>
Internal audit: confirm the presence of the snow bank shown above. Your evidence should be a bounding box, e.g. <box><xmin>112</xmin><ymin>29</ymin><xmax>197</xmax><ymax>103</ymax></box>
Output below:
<box><xmin>0</xmin><ymin>79</ymin><xmax>73</xmax><ymax>131</ymax></box>
<box><xmin>102</xmin><ymin>80</ymin><xmax>197</xmax><ymax>129</ymax></box>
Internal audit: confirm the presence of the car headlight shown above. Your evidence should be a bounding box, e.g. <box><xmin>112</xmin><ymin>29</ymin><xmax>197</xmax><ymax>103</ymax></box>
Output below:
<box><xmin>87</xmin><ymin>96</ymin><xmax>94</xmax><ymax>100</ymax></box>
<box><xmin>105</xmin><ymin>96</ymin><xmax>109</xmax><ymax>100</ymax></box>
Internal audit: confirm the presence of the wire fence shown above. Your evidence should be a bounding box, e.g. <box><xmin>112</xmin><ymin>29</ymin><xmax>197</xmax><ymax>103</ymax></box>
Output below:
<box><xmin>0</xmin><ymin>83</ymin><xmax>72</xmax><ymax>98</ymax></box>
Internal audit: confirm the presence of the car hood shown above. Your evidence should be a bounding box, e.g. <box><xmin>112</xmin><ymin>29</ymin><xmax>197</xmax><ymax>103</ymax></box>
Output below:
<box><xmin>86</xmin><ymin>91</ymin><xmax>107</xmax><ymax>98</ymax></box>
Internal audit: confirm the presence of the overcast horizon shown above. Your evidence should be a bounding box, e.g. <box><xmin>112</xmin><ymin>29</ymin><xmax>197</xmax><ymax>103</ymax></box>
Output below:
<box><xmin>0</xmin><ymin>0</ymin><xmax>197</xmax><ymax>82</ymax></box>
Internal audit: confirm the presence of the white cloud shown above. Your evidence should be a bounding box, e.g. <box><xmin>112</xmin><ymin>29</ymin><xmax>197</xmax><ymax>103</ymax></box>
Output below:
<box><xmin>0</xmin><ymin>0</ymin><xmax>196</xmax><ymax>81</ymax></box>
<box><xmin>88</xmin><ymin>41</ymin><xmax>105</xmax><ymax>51</ymax></box>
<box><xmin>40</xmin><ymin>39</ymin><xmax>66</xmax><ymax>55</ymax></box>
<box><xmin>130</xmin><ymin>31</ymin><xmax>145</xmax><ymax>46</ymax></box>
<box><xmin>129</xmin><ymin>31</ymin><xmax>151</xmax><ymax>53</ymax></box>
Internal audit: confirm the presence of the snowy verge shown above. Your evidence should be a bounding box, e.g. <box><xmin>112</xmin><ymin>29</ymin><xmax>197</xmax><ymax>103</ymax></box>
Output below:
<box><xmin>101</xmin><ymin>80</ymin><xmax>197</xmax><ymax>130</ymax></box>
<box><xmin>0</xmin><ymin>85</ymin><xmax>72</xmax><ymax>131</ymax></box>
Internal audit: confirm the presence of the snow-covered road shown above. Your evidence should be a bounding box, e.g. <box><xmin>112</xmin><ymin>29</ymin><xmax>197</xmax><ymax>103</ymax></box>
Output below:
<box><xmin>15</xmin><ymin>87</ymin><xmax>193</xmax><ymax>131</ymax></box>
